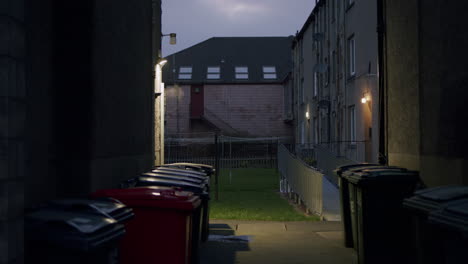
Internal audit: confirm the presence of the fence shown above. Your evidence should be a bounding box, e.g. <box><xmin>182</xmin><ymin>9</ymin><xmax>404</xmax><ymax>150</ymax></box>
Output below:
<box><xmin>165</xmin><ymin>133</ymin><xmax>291</xmax><ymax>169</ymax></box>
<box><xmin>283</xmin><ymin>142</ymin><xmax>364</xmax><ymax>186</ymax></box>
<box><xmin>278</xmin><ymin>144</ymin><xmax>323</xmax><ymax>216</ymax></box>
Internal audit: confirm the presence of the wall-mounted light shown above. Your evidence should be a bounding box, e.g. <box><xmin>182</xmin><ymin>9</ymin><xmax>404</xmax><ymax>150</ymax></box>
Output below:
<box><xmin>361</xmin><ymin>92</ymin><xmax>371</xmax><ymax>104</ymax></box>
<box><xmin>162</xmin><ymin>33</ymin><xmax>177</xmax><ymax>45</ymax></box>
<box><xmin>305</xmin><ymin>111</ymin><xmax>310</xmax><ymax>120</ymax></box>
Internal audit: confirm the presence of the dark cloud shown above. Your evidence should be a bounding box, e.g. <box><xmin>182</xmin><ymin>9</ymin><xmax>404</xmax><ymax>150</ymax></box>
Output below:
<box><xmin>162</xmin><ymin>0</ymin><xmax>315</xmax><ymax>56</ymax></box>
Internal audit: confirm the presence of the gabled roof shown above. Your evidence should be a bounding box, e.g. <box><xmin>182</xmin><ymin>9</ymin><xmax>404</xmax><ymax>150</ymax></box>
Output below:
<box><xmin>162</xmin><ymin>36</ymin><xmax>293</xmax><ymax>85</ymax></box>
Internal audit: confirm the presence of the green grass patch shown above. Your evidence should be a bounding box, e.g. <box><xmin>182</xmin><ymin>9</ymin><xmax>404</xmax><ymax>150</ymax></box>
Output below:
<box><xmin>210</xmin><ymin>168</ymin><xmax>319</xmax><ymax>221</ymax></box>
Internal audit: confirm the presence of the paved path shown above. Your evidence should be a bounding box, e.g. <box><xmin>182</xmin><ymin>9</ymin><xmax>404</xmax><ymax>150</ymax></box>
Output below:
<box><xmin>322</xmin><ymin>177</ymin><xmax>341</xmax><ymax>221</ymax></box>
<box><xmin>200</xmin><ymin>220</ymin><xmax>357</xmax><ymax>264</ymax></box>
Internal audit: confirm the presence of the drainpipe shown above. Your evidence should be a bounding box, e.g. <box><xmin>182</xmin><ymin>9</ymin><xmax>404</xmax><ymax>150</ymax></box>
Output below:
<box><xmin>377</xmin><ymin>0</ymin><xmax>387</xmax><ymax>165</ymax></box>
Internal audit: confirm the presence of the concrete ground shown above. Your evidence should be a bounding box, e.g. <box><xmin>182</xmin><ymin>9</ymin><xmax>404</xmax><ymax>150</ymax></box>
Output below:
<box><xmin>200</xmin><ymin>220</ymin><xmax>357</xmax><ymax>264</ymax></box>
<box><xmin>322</xmin><ymin>177</ymin><xmax>341</xmax><ymax>221</ymax></box>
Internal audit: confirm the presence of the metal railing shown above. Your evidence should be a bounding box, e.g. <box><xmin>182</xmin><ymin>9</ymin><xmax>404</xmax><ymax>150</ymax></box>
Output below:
<box><xmin>278</xmin><ymin>144</ymin><xmax>323</xmax><ymax>216</ymax></box>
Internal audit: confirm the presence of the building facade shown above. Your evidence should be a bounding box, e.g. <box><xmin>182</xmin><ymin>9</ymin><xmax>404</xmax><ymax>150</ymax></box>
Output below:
<box><xmin>162</xmin><ymin>37</ymin><xmax>294</xmax><ymax>138</ymax></box>
<box><xmin>290</xmin><ymin>0</ymin><xmax>379</xmax><ymax>163</ymax></box>
<box><xmin>383</xmin><ymin>0</ymin><xmax>468</xmax><ymax>186</ymax></box>
<box><xmin>1</xmin><ymin>1</ymin><xmax>162</xmax><ymax>263</ymax></box>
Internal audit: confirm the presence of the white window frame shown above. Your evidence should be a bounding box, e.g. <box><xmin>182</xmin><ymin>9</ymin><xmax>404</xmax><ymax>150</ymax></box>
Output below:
<box><xmin>262</xmin><ymin>66</ymin><xmax>277</xmax><ymax>79</ymax></box>
<box><xmin>235</xmin><ymin>66</ymin><xmax>248</xmax><ymax>79</ymax></box>
<box><xmin>178</xmin><ymin>66</ymin><xmax>192</xmax><ymax>79</ymax></box>
<box><xmin>348</xmin><ymin>36</ymin><xmax>356</xmax><ymax>76</ymax></box>
<box><xmin>207</xmin><ymin>66</ymin><xmax>220</xmax><ymax>79</ymax></box>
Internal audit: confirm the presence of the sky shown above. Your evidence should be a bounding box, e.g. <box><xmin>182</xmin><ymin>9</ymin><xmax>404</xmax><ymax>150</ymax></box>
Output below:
<box><xmin>161</xmin><ymin>0</ymin><xmax>316</xmax><ymax>56</ymax></box>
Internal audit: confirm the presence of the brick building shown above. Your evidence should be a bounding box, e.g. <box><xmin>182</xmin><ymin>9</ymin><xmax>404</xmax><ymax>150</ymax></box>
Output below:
<box><xmin>162</xmin><ymin>37</ymin><xmax>293</xmax><ymax>138</ymax></box>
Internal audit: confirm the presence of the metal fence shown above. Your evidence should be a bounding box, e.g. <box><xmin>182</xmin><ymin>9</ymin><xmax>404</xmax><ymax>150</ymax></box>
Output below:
<box><xmin>165</xmin><ymin>133</ymin><xmax>291</xmax><ymax>169</ymax></box>
<box><xmin>278</xmin><ymin>144</ymin><xmax>323</xmax><ymax>216</ymax></box>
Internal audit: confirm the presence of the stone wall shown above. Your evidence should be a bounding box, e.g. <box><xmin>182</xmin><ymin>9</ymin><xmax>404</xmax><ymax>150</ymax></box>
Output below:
<box><xmin>1</xmin><ymin>0</ymin><xmax>26</xmax><ymax>262</ymax></box>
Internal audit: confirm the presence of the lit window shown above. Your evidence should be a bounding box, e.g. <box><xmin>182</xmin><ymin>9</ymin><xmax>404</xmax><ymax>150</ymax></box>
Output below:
<box><xmin>263</xmin><ymin>66</ymin><xmax>277</xmax><ymax>79</ymax></box>
<box><xmin>348</xmin><ymin>36</ymin><xmax>355</xmax><ymax>76</ymax></box>
<box><xmin>178</xmin><ymin>66</ymin><xmax>192</xmax><ymax>79</ymax></box>
<box><xmin>235</xmin><ymin>66</ymin><xmax>248</xmax><ymax>79</ymax></box>
<box><xmin>207</xmin><ymin>66</ymin><xmax>220</xmax><ymax>79</ymax></box>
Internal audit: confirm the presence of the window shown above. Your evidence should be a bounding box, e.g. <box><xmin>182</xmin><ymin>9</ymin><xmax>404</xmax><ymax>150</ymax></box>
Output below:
<box><xmin>348</xmin><ymin>36</ymin><xmax>355</xmax><ymax>76</ymax></box>
<box><xmin>207</xmin><ymin>66</ymin><xmax>220</xmax><ymax>79</ymax></box>
<box><xmin>314</xmin><ymin>72</ymin><xmax>318</xmax><ymax>96</ymax></box>
<box><xmin>332</xmin><ymin>51</ymin><xmax>336</xmax><ymax>83</ymax></box>
<box><xmin>235</xmin><ymin>66</ymin><xmax>248</xmax><ymax>79</ymax></box>
<box><xmin>263</xmin><ymin>66</ymin><xmax>277</xmax><ymax>79</ymax></box>
<box><xmin>313</xmin><ymin>117</ymin><xmax>318</xmax><ymax>144</ymax></box>
<box><xmin>349</xmin><ymin>105</ymin><xmax>356</xmax><ymax>143</ymax></box>
<box><xmin>178</xmin><ymin>66</ymin><xmax>192</xmax><ymax>79</ymax></box>
<box><xmin>300</xmin><ymin>121</ymin><xmax>305</xmax><ymax>144</ymax></box>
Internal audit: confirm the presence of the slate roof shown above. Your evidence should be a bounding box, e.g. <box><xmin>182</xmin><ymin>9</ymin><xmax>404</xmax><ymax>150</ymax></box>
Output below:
<box><xmin>162</xmin><ymin>36</ymin><xmax>293</xmax><ymax>85</ymax></box>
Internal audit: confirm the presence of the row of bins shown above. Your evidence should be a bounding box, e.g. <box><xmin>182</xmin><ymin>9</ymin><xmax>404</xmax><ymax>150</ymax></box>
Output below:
<box><xmin>25</xmin><ymin>163</ymin><xmax>215</xmax><ymax>264</ymax></box>
<box><xmin>336</xmin><ymin>163</ymin><xmax>468</xmax><ymax>264</ymax></box>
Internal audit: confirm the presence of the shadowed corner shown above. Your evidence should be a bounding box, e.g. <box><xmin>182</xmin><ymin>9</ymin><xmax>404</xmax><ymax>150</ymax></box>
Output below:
<box><xmin>200</xmin><ymin>223</ymin><xmax>251</xmax><ymax>264</ymax></box>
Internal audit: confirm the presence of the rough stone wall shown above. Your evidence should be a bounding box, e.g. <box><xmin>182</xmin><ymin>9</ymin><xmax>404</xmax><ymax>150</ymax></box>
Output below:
<box><xmin>0</xmin><ymin>0</ymin><xmax>26</xmax><ymax>263</ymax></box>
<box><xmin>386</xmin><ymin>0</ymin><xmax>468</xmax><ymax>186</ymax></box>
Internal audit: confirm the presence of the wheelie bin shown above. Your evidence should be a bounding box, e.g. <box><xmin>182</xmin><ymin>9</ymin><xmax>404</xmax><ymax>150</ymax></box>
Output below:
<box><xmin>334</xmin><ymin>163</ymin><xmax>378</xmax><ymax>248</ymax></box>
<box><xmin>92</xmin><ymin>186</ymin><xmax>201</xmax><ymax>264</ymax></box>
<box><xmin>403</xmin><ymin>186</ymin><xmax>468</xmax><ymax>264</ymax></box>
<box><xmin>428</xmin><ymin>198</ymin><xmax>468</xmax><ymax>264</ymax></box>
<box><xmin>25</xmin><ymin>208</ymin><xmax>125</xmax><ymax>264</ymax></box>
<box><xmin>339</xmin><ymin>164</ymin><xmax>405</xmax><ymax>250</ymax></box>
<box><xmin>129</xmin><ymin>176</ymin><xmax>211</xmax><ymax>243</ymax></box>
<box><xmin>343</xmin><ymin>168</ymin><xmax>420</xmax><ymax>264</ymax></box>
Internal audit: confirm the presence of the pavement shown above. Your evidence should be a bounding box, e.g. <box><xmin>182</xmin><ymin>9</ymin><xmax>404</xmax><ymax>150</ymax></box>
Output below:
<box><xmin>321</xmin><ymin>176</ymin><xmax>341</xmax><ymax>221</ymax></box>
<box><xmin>200</xmin><ymin>220</ymin><xmax>357</xmax><ymax>264</ymax></box>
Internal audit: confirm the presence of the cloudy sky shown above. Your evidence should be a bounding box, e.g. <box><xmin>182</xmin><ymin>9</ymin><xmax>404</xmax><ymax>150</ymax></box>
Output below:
<box><xmin>161</xmin><ymin>0</ymin><xmax>316</xmax><ymax>56</ymax></box>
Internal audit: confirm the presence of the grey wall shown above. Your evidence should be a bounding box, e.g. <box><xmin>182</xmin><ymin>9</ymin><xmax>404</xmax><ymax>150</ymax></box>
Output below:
<box><xmin>385</xmin><ymin>0</ymin><xmax>468</xmax><ymax>186</ymax></box>
<box><xmin>1</xmin><ymin>0</ymin><xmax>161</xmax><ymax>263</ymax></box>
<box><xmin>1</xmin><ymin>0</ymin><xmax>27</xmax><ymax>262</ymax></box>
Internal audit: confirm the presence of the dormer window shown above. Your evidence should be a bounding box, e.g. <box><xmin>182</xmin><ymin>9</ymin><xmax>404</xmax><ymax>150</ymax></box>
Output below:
<box><xmin>178</xmin><ymin>66</ymin><xmax>192</xmax><ymax>79</ymax></box>
<box><xmin>263</xmin><ymin>66</ymin><xmax>277</xmax><ymax>79</ymax></box>
<box><xmin>235</xmin><ymin>66</ymin><xmax>248</xmax><ymax>79</ymax></box>
<box><xmin>207</xmin><ymin>66</ymin><xmax>220</xmax><ymax>79</ymax></box>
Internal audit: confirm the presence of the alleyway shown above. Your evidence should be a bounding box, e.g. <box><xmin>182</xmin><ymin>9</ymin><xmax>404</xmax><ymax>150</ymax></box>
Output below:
<box><xmin>201</xmin><ymin>220</ymin><xmax>356</xmax><ymax>264</ymax></box>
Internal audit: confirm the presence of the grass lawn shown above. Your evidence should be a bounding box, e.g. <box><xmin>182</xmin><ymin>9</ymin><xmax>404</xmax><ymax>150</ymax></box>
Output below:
<box><xmin>210</xmin><ymin>168</ymin><xmax>320</xmax><ymax>221</ymax></box>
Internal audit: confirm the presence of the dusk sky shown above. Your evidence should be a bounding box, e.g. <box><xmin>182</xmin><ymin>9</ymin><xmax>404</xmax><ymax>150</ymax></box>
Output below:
<box><xmin>161</xmin><ymin>0</ymin><xmax>316</xmax><ymax>56</ymax></box>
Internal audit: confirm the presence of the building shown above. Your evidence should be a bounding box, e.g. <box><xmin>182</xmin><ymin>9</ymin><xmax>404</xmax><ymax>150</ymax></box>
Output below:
<box><xmin>162</xmin><ymin>37</ymin><xmax>294</xmax><ymax>138</ymax></box>
<box><xmin>290</xmin><ymin>0</ymin><xmax>379</xmax><ymax>166</ymax></box>
<box><xmin>382</xmin><ymin>0</ymin><xmax>468</xmax><ymax>186</ymax></box>
<box><xmin>1</xmin><ymin>1</ymin><xmax>162</xmax><ymax>263</ymax></box>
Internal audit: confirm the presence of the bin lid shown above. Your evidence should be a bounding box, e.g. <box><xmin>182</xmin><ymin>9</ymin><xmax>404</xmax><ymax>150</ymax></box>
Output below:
<box><xmin>142</xmin><ymin>172</ymin><xmax>204</xmax><ymax>184</ymax></box>
<box><xmin>92</xmin><ymin>187</ymin><xmax>201</xmax><ymax>210</ymax></box>
<box><xmin>47</xmin><ymin>198</ymin><xmax>134</xmax><ymax>223</ymax></box>
<box><xmin>154</xmin><ymin>167</ymin><xmax>208</xmax><ymax>177</ymax></box>
<box><xmin>150</xmin><ymin>169</ymin><xmax>207</xmax><ymax>180</ymax></box>
<box><xmin>428</xmin><ymin>199</ymin><xmax>468</xmax><ymax>235</ymax></box>
<box><xmin>26</xmin><ymin>209</ymin><xmax>125</xmax><ymax>251</ymax></box>
<box><xmin>136</xmin><ymin>176</ymin><xmax>206</xmax><ymax>192</ymax></box>
<box><xmin>403</xmin><ymin>185</ymin><xmax>468</xmax><ymax>214</ymax></box>
<box><xmin>342</xmin><ymin>166</ymin><xmax>407</xmax><ymax>178</ymax></box>
<box><xmin>334</xmin><ymin>163</ymin><xmax>379</xmax><ymax>177</ymax></box>
<box><xmin>345</xmin><ymin>168</ymin><xmax>419</xmax><ymax>185</ymax></box>
<box><xmin>166</xmin><ymin>163</ymin><xmax>215</xmax><ymax>175</ymax></box>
